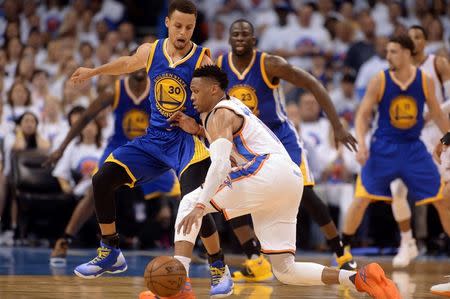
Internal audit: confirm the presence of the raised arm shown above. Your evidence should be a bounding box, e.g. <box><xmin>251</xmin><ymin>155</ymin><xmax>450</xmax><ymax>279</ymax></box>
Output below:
<box><xmin>178</xmin><ymin>108</ymin><xmax>238</xmax><ymax>235</ymax></box>
<box><xmin>355</xmin><ymin>73</ymin><xmax>382</xmax><ymax>165</ymax></box>
<box><xmin>71</xmin><ymin>43</ymin><xmax>152</xmax><ymax>84</ymax></box>
<box><xmin>265</xmin><ymin>54</ymin><xmax>357</xmax><ymax>151</ymax></box>
<box><xmin>44</xmin><ymin>87</ymin><xmax>115</xmax><ymax>167</ymax></box>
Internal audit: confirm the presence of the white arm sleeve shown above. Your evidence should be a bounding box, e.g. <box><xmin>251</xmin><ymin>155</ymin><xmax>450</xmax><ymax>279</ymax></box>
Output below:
<box><xmin>198</xmin><ymin>138</ymin><xmax>232</xmax><ymax>206</ymax></box>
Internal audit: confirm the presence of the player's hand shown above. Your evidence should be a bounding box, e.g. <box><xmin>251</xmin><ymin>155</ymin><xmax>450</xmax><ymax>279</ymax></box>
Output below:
<box><xmin>177</xmin><ymin>206</ymin><xmax>205</xmax><ymax>235</ymax></box>
<box><xmin>333</xmin><ymin>126</ymin><xmax>358</xmax><ymax>152</ymax></box>
<box><xmin>70</xmin><ymin>67</ymin><xmax>96</xmax><ymax>84</ymax></box>
<box><xmin>434</xmin><ymin>142</ymin><xmax>443</xmax><ymax>164</ymax></box>
<box><xmin>168</xmin><ymin>111</ymin><xmax>202</xmax><ymax>135</ymax></box>
<box><xmin>356</xmin><ymin>145</ymin><xmax>369</xmax><ymax>166</ymax></box>
<box><xmin>42</xmin><ymin>148</ymin><xmax>64</xmax><ymax>168</ymax></box>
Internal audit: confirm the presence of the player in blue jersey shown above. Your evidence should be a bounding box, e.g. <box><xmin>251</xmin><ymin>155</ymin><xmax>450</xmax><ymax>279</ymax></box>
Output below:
<box><xmin>216</xmin><ymin>19</ymin><xmax>358</xmax><ymax>279</ymax></box>
<box><xmin>69</xmin><ymin>1</ymin><xmax>233</xmax><ymax>298</ymax></box>
<box><xmin>341</xmin><ymin>34</ymin><xmax>450</xmax><ymax>257</ymax></box>
<box><xmin>45</xmin><ymin>69</ymin><xmax>180</xmax><ymax>266</ymax></box>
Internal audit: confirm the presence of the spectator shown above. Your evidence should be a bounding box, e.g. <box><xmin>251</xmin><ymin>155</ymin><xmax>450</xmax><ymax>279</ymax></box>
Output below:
<box><xmin>11</xmin><ymin>111</ymin><xmax>50</xmax><ymax>152</ymax></box>
<box><xmin>95</xmin><ymin>42</ymin><xmax>113</xmax><ymax>66</ymax></box>
<box><xmin>118</xmin><ymin>22</ymin><xmax>138</xmax><ymax>52</ymax></box>
<box><xmin>52</xmin><ymin>119</ymin><xmax>103</xmax><ymax>197</ymax></box>
<box><xmin>354</xmin><ymin>35</ymin><xmax>389</xmax><ymax>100</ymax></box>
<box><xmin>40</xmin><ymin>39</ymin><xmax>60</xmax><ymax>78</ymax></box>
<box><xmin>330</xmin><ymin>73</ymin><xmax>358</xmax><ymax>125</ymax></box>
<box><xmin>344</xmin><ymin>13</ymin><xmax>376</xmax><ymax>74</ymax></box>
<box><xmin>52</xmin><ymin>106</ymin><xmax>86</xmax><ymax>151</ymax></box>
<box><xmin>3</xmin><ymin>81</ymin><xmax>37</xmax><ymax>125</ymax></box>
<box><xmin>40</xmin><ymin>97</ymin><xmax>66</xmax><ymax>147</ymax></box>
<box><xmin>50</xmin><ymin>57</ymin><xmax>78</xmax><ymax>100</ymax></box>
<box><xmin>61</xmin><ymin>79</ymin><xmax>89</xmax><ymax>113</ymax></box>
<box><xmin>426</xmin><ymin>19</ymin><xmax>448</xmax><ymax>54</ymax></box>
<box><xmin>5</xmin><ymin>37</ymin><xmax>23</xmax><ymax>77</ymax></box>
<box><xmin>331</xmin><ymin>20</ymin><xmax>355</xmax><ymax>71</ymax></box>
<box><xmin>5</xmin><ymin>21</ymin><xmax>21</xmax><ymax>43</ymax></box>
<box><xmin>203</xmin><ymin>19</ymin><xmax>229</xmax><ymax>60</ymax></box>
<box><xmin>14</xmin><ymin>55</ymin><xmax>35</xmax><ymax>83</ymax></box>
<box><xmin>258</xmin><ymin>2</ymin><xmax>293</xmax><ymax>53</ymax></box>
<box><xmin>77</xmin><ymin>41</ymin><xmax>95</xmax><ymax>65</ymax></box>
<box><xmin>286</xmin><ymin>101</ymin><xmax>301</xmax><ymax>131</ymax></box>
<box><xmin>105</xmin><ymin>31</ymin><xmax>121</xmax><ymax>56</ymax></box>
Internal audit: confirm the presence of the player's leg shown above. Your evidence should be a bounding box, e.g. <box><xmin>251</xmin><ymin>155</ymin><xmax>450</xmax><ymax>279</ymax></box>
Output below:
<box><xmin>174</xmin><ymin>158</ymin><xmax>233</xmax><ymax>298</ymax></box>
<box><xmin>390</xmin><ymin>179</ymin><xmax>418</xmax><ymax>268</ymax></box>
<box><xmin>50</xmin><ymin>188</ymin><xmax>95</xmax><ymax>266</ymax></box>
<box><xmin>341</xmin><ymin>194</ymin><xmax>371</xmax><ymax>247</ymax></box>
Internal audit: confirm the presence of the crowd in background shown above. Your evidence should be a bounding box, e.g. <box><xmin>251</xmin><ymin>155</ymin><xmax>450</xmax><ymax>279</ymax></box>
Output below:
<box><xmin>0</xmin><ymin>0</ymin><xmax>449</xmax><ymax>255</ymax></box>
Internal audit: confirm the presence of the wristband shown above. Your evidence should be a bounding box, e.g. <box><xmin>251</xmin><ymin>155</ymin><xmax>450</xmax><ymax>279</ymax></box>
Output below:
<box><xmin>440</xmin><ymin>132</ymin><xmax>450</xmax><ymax>145</ymax></box>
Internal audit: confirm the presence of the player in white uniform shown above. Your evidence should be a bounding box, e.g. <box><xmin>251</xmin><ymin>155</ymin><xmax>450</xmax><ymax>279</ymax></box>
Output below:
<box><xmin>389</xmin><ymin>25</ymin><xmax>450</xmax><ymax>268</ymax></box>
<box><xmin>172</xmin><ymin>65</ymin><xmax>401</xmax><ymax>299</ymax></box>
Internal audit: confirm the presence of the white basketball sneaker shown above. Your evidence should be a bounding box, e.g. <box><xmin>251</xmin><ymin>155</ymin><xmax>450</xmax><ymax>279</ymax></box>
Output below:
<box><xmin>392</xmin><ymin>238</ymin><xmax>419</xmax><ymax>268</ymax></box>
<box><xmin>431</xmin><ymin>276</ymin><xmax>450</xmax><ymax>297</ymax></box>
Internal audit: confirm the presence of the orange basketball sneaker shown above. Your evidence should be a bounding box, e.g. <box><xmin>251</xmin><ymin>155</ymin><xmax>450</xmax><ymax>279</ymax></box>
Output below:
<box><xmin>139</xmin><ymin>277</ymin><xmax>195</xmax><ymax>299</ymax></box>
<box><xmin>355</xmin><ymin>263</ymin><xmax>401</xmax><ymax>299</ymax></box>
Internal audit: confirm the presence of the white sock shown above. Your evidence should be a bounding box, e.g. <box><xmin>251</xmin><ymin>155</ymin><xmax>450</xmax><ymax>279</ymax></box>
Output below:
<box><xmin>174</xmin><ymin>255</ymin><xmax>191</xmax><ymax>277</ymax></box>
<box><xmin>339</xmin><ymin>270</ymin><xmax>357</xmax><ymax>290</ymax></box>
<box><xmin>401</xmin><ymin>230</ymin><xmax>413</xmax><ymax>243</ymax></box>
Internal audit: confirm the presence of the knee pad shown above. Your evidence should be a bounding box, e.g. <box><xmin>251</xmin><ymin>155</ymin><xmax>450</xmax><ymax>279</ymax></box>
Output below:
<box><xmin>200</xmin><ymin>214</ymin><xmax>217</xmax><ymax>238</ymax></box>
<box><xmin>301</xmin><ymin>186</ymin><xmax>332</xmax><ymax>227</ymax></box>
<box><xmin>269</xmin><ymin>253</ymin><xmax>325</xmax><ymax>286</ymax></box>
<box><xmin>229</xmin><ymin>214</ymin><xmax>252</xmax><ymax>230</ymax></box>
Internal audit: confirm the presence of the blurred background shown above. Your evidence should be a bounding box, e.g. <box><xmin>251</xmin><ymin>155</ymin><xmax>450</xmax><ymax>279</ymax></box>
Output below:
<box><xmin>0</xmin><ymin>0</ymin><xmax>449</xmax><ymax>258</ymax></box>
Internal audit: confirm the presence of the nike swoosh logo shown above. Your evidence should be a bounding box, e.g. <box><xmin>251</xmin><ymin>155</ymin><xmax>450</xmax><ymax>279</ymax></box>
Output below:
<box><xmin>348</xmin><ymin>261</ymin><xmax>357</xmax><ymax>269</ymax></box>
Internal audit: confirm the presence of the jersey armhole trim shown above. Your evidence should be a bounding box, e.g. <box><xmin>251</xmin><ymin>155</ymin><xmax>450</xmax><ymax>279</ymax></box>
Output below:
<box><xmin>146</xmin><ymin>40</ymin><xmax>159</xmax><ymax>73</ymax></box>
<box><xmin>377</xmin><ymin>71</ymin><xmax>385</xmax><ymax>102</ymax></box>
<box><xmin>112</xmin><ymin>80</ymin><xmax>121</xmax><ymax>110</ymax></box>
<box><xmin>195</xmin><ymin>48</ymin><xmax>211</xmax><ymax>69</ymax></box>
<box><xmin>206</xmin><ymin>106</ymin><xmax>246</xmax><ymax>137</ymax></box>
<box><xmin>422</xmin><ymin>70</ymin><xmax>430</xmax><ymax>102</ymax></box>
<box><xmin>216</xmin><ymin>55</ymin><xmax>223</xmax><ymax>69</ymax></box>
<box><xmin>260</xmin><ymin>52</ymin><xmax>279</xmax><ymax>89</ymax></box>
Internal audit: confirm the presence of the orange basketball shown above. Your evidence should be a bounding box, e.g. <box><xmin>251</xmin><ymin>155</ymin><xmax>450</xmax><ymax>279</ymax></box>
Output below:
<box><xmin>144</xmin><ymin>256</ymin><xmax>187</xmax><ymax>297</ymax></box>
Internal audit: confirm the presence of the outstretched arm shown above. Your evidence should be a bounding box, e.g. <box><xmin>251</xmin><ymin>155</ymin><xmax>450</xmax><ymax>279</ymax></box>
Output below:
<box><xmin>426</xmin><ymin>75</ymin><xmax>450</xmax><ymax>134</ymax></box>
<box><xmin>178</xmin><ymin>108</ymin><xmax>237</xmax><ymax>235</ymax></box>
<box><xmin>43</xmin><ymin>87</ymin><xmax>115</xmax><ymax>167</ymax></box>
<box><xmin>71</xmin><ymin>43</ymin><xmax>151</xmax><ymax>84</ymax></box>
<box><xmin>354</xmin><ymin>73</ymin><xmax>381</xmax><ymax>165</ymax></box>
<box><xmin>265</xmin><ymin>54</ymin><xmax>357</xmax><ymax>151</ymax></box>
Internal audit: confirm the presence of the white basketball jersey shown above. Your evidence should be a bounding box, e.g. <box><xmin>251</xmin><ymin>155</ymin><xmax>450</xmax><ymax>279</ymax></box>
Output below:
<box><xmin>421</xmin><ymin>54</ymin><xmax>444</xmax><ymax>104</ymax></box>
<box><xmin>211</xmin><ymin>97</ymin><xmax>290</xmax><ymax>165</ymax></box>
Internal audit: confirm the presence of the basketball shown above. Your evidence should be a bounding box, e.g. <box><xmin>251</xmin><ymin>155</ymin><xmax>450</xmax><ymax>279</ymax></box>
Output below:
<box><xmin>144</xmin><ymin>256</ymin><xmax>187</xmax><ymax>297</ymax></box>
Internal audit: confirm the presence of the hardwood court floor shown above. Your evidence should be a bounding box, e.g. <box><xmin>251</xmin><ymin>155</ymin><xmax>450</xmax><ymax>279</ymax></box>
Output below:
<box><xmin>0</xmin><ymin>248</ymin><xmax>449</xmax><ymax>298</ymax></box>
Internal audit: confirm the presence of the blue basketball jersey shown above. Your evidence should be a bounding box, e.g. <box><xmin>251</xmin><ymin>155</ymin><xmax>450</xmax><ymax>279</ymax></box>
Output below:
<box><xmin>218</xmin><ymin>50</ymin><xmax>288</xmax><ymax>127</ymax></box>
<box><xmin>146</xmin><ymin>39</ymin><xmax>210</xmax><ymax>129</ymax></box>
<box><xmin>374</xmin><ymin>68</ymin><xmax>428</xmax><ymax>141</ymax></box>
<box><xmin>108</xmin><ymin>78</ymin><xmax>151</xmax><ymax>146</ymax></box>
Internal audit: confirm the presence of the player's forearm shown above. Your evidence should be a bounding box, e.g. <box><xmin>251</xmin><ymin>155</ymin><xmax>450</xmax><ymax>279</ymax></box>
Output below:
<box><xmin>355</xmin><ymin>111</ymin><xmax>370</xmax><ymax>145</ymax></box>
<box><xmin>433</xmin><ymin>110</ymin><xmax>450</xmax><ymax>134</ymax></box>
<box><xmin>93</xmin><ymin>56</ymin><xmax>140</xmax><ymax>76</ymax></box>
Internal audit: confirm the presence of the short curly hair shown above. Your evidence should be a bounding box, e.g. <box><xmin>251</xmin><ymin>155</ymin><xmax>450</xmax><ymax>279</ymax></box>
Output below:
<box><xmin>192</xmin><ymin>65</ymin><xmax>228</xmax><ymax>90</ymax></box>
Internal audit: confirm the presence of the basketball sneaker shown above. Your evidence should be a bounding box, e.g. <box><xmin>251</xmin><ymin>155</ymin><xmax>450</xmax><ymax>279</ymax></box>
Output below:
<box><xmin>232</xmin><ymin>255</ymin><xmax>274</xmax><ymax>283</ymax></box>
<box><xmin>392</xmin><ymin>238</ymin><xmax>418</xmax><ymax>268</ymax></box>
<box><xmin>210</xmin><ymin>260</ymin><xmax>234</xmax><ymax>298</ymax></box>
<box><xmin>355</xmin><ymin>263</ymin><xmax>401</xmax><ymax>299</ymax></box>
<box><xmin>50</xmin><ymin>238</ymin><xmax>69</xmax><ymax>267</ymax></box>
<box><xmin>336</xmin><ymin>246</ymin><xmax>357</xmax><ymax>271</ymax></box>
<box><xmin>430</xmin><ymin>276</ymin><xmax>450</xmax><ymax>297</ymax></box>
<box><xmin>74</xmin><ymin>241</ymin><xmax>127</xmax><ymax>279</ymax></box>
<box><xmin>138</xmin><ymin>277</ymin><xmax>195</xmax><ymax>299</ymax></box>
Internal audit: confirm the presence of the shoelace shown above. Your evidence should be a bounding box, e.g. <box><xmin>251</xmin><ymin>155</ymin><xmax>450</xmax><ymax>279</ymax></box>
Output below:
<box><xmin>90</xmin><ymin>247</ymin><xmax>111</xmax><ymax>264</ymax></box>
<box><xmin>210</xmin><ymin>267</ymin><xmax>225</xmax><ymax>286</ymax></box>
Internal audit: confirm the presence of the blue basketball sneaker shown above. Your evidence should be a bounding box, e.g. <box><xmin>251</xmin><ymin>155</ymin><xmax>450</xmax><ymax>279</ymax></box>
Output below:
<box><xmin>74</xmin><ymin>242</ymin><xmax>127</xmax><ymax>279</ymax></box>
<box><xmin>210</xmin><ymin>260</ymin><xmax>234</xmax><ymax>298</ymax></box>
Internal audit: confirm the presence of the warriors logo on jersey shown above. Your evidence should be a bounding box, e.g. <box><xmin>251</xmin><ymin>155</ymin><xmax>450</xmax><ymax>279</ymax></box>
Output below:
<box><xmin>122</xmin><ymin>109</ymin><xmax>149</xmax><ymax>139</ymax></box>
<box><xmin>389</xmin><ymin>95</ymin><xmax>418</xmax><ymax>129</ymax></box>
<box><xmin>154</xmin><ymin>73</ymin><xmax>188</xmax><ymax>117</ymax></box>
<box><xmin>228</xmin><ymin>84</ymin><xmax>259</xmax><ymax>115</ymax></box>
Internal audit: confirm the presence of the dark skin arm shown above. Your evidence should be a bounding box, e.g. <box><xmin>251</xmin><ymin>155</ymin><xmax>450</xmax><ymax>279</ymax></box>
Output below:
<box><xmin>43</xmin><ymin>87</ymin><xmax>115</xmax><ymax>167</ymax></box>
<box><xmin>264</xmin><ymin>54</ymin><xmax>358</xmax><ymax>152</ymax></box>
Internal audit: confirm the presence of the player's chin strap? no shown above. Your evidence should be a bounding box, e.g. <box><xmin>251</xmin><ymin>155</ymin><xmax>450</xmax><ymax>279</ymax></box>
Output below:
<box><xmin>440</xmin><ymin>132</ymin><xmax>450</xmax><ymax>145</ymax></box>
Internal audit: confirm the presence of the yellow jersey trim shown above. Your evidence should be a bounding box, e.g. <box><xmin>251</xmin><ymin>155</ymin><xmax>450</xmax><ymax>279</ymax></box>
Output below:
<box><xmin>146</xmin><ymin>40</ymin><xmax>159</xmax><ymax>73</ymax></box>
<box><xmin>228</xmin><ymin>50</ymin><xmax>256</xmax><ymax>80</ymax></box>
<box><xmin>260</xmin><ymin>52</ymin><xmax>279</xmax><ymax>89</ymax></box>
<box><xmin>163</xmin><ymin>39</ymin><xmax>197</xmax><ymax>68</ymax></box>
<box><xmin>112</xmin><ymin>80</ymin><xmax>121</xmax><ymax>110</ymax></box>
<box><xmin>389</xmin><ymin>68</ymin><xmax>417</xmax><ymax>91</ymax></box>
<box><xmin>421</xmin><ymin>70</ymin><xmax>430</xmax><ymax>102</ymax></box>
<box><xmin>179</xmin><ymin>135</ymin><xmax>210</xmax><ymax>178</ymax></box>
<box><xmin>124</xmin><ymin>77</ymin><xmax>150</xmax><ymax>104</ymax></box>
<box><xmin>195</xmin><ymin>47</ymin><xmax>210</xmax><ymax>69</ymax></box>
<box><xmin>216</xmin><ymin>55</ymin><xmax>223</xmax><ymax>68</ymax></box>
<box><xmin>377</xmin><ymin>71</ymin><xmax>385</xmax><ymax>102</ymax></box>
<box><xmin>354</xmin><ymin>175</ymin><xmax>392</xmax><ymax>201</ymax></box>
<box><xmin>105</xmin><ymin>153</ymin><xmax>137</xmax><ymax>188</ymax></box>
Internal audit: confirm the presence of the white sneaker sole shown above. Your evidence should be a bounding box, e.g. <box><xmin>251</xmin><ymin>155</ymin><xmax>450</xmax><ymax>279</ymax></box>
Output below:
<box><xmin>74</xmin><ymin>265</ymin><xmax>128</xmax><ymax>279</ymax></box>
<box><xmin>210</xmin><ymin>282</ymin><xmax>234</xmax><ymax>298</ymax></box>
